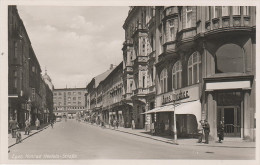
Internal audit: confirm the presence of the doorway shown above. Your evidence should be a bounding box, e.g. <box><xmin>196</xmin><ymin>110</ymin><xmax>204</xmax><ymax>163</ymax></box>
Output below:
<box><xmin>217</xmin><ymin>106</ymin><xmax>241</xmax><ymax>137</ymax></box>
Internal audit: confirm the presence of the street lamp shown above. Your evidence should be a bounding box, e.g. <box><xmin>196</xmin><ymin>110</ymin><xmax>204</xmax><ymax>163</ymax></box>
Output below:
<box><xmin>172</xmin><ymin>92</ymin><xmax>178</xmax><ymax>144</ymax></box>
<box><xmin>27</xmin><ymin>97</ymin><xmax>31</xmax><ymax>121</ymax></box>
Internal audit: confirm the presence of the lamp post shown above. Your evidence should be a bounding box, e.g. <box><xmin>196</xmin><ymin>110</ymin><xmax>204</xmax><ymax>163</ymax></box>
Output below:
<box><xmin>27</xmin><ymin>97</ymin><xmax>31</xmax><ymax>121</ymax></box>
<box><xmin>172</xmin><ymin>92</ymin><xmax>178</xmax><ymax>144</ymax></box>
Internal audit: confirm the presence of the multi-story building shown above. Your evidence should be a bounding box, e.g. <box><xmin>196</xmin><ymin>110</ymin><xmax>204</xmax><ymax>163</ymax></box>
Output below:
<box><xmin>122</xmin><ymin>7</ymin><xmax>157</xmax><ymax>129</ymax></box>
<box><xmin>99</xmin><ymin>62</ymin><xmax>125</xmax><ymax>126</ymax></box>
<box><xmin>53</xmin><ymin>88</ymin><xmax>87</xmax><ymax>118</ymax></box>
<box><xmin>8</xmin><ymin>6</ymin><xmax>53</xmax><ymax>127</ymax></box>
<box><xmin>85</xmin><ymin>65</ymin><xmax>115</xmax><ymax>123</ymax></box>
<box><xmin>122</xmin><ymin>6</ymin><xmax>256</xmax><ymax>141</ymax></box>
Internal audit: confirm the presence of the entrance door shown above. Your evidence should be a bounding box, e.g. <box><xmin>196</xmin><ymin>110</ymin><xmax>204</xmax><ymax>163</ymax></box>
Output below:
<box><xmin>217</xmin><ymin>106</ymin><xmax>241</xmax><ymax>137</ymax></box>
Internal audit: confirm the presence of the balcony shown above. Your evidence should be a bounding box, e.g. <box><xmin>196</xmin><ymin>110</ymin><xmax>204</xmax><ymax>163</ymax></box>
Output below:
<box><xmin>148</xmin><ymin>85</ymin><xmax>156</xmax><ymax>94</ymax></box>
<box><xmin>134</xmin><ymin>56</ymin><xmax>148</xmax><ymax>64</ymax></box>
<box><xmin>205</xmin><ymin>15</ymin><xmax>251</xmax><ymax>32</ymax></box>
<box><xmin>133</xmin><ymin>88</ymin><xmax>148</xmax><ymax>95</ymax></box>
<box><xmin>124</xmin><ymin>66</ymin><xmax>133</xmax><ymax>73</ymax></box>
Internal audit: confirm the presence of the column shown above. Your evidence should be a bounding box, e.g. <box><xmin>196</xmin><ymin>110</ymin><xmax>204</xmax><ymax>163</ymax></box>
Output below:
<box><xmin>243</xmin><ymin>90</ymin><xmax>251</xmax><ymax>140</ymax></box>
<box><xmin>207</xmin><ymin>91</ymin><xmax>218</xmax><ymax>141</ymax></box>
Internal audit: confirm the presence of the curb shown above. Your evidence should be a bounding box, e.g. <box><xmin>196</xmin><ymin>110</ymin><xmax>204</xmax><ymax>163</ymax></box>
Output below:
<box><xmin>8</xmin><ymin>124</ymin><xmax>50</xmax><ymax>148</ymax></box>
<box><xmin>84</xmin><ymin>122</ymin><xmax>178</xmax><ymax>145</ymax></box>
<box><xmin>83</xmin><ymin>122</ymin><xmax>255</xmax><ymax>148</ymax></box>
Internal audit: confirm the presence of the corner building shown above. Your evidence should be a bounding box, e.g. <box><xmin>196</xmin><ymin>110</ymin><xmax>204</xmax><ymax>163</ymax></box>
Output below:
<box><xmin>123</xmin><ymin>6</ymin><xmax>256</xmax><ymax>141</ymax></box>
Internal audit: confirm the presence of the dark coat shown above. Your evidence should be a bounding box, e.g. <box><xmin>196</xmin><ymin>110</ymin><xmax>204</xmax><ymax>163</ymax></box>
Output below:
<box><xmin>203</xmin><ymin>123</ymin><xmax>210</xmax><ymax>134</ymax></box>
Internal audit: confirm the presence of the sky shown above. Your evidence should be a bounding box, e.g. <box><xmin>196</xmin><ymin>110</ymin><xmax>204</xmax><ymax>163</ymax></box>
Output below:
<box><xmin>17</xmin><ymin>6</ymin><xmax>129</xmax><ymax>89</ymax></box>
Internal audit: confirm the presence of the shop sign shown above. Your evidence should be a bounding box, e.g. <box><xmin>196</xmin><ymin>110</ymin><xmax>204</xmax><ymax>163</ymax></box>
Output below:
<box><xmin>157</xmin><ymin>85</ymin><xmax>200</xmax><ymax>106</ymax></box>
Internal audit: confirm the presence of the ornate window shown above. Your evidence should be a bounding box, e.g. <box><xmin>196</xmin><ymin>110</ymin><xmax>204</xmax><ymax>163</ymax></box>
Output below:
<box><xmin>160</xmin><ymin>68</ymin><xmax>168</xmax><ymax>93</ymax></box>
<box><xmin>188</xmin><ymin>52</ymin><xmax>202</xmax><ymax>85</ymax></box>
<box><xmin>215</xmin><ymin>44</ymin><xmax>245</xmax><ymax>73</ymax></box>
<box><xmin>167</xmin><ymin>19</ymin><xmax>175</xmax><ymax>42</ymax></box>
<box><xmin>172</xmin><ymin>61</ymin><xmax>182</xmax><ymax>90</ymax></box>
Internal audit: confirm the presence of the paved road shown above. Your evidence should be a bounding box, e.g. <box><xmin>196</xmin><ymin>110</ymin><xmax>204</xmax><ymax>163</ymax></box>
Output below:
<box><xmin>9</xmin><ymin>120</ymin><xmax>255</xmax><ymax>159</ymax></box>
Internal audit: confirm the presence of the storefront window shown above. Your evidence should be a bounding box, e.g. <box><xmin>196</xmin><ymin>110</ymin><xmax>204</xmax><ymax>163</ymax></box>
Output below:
<box><xmin>222</xmin><ymin>6</ymin><xmax>229</xmax><ymax>16</ymax></box>
<box><xmin>160</xmin><ymin>68</ymin><xmax>168</xmax><ymax>94</ymax></box>
<box><xmin>213</xmin><ymin>6</ymin><xmax>221</xmax><ymax>18</ymax></box>
<box><xmin>172</xmin><ymin>60</ymin><xmax>182</xmax><ymax>89</ymax></box>
<box><xmin>215</xmin><ymin>43</ymin><xmax>245</xmax><ymax>73</ymax></box>
<box><xmin>188</xmin><ymin>52</ymin><xmax>201</xmax><ymax>85</ymax></box>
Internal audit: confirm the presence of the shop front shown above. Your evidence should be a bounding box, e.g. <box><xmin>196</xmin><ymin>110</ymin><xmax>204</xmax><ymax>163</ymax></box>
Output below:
<box><xmin>146</xmin><ymin>85</ymin><xmax>201</xmax><ymax>137</ymax></box>
<box><xmin>205</xmin><ymin>76</ymin><xmax>255</xmax><ymax>141</ymax></box>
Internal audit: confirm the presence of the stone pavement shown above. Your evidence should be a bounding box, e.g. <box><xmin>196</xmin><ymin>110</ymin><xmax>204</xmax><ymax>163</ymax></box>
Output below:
<box><xmin>86</xmin><ymin>122</ymin><xmax>256</xmax><ymax>149</ymax></box>
<box><xmin>8</xmin><ymin>123</ymin><xmax>51</xmax><ymax>148</ymax></box>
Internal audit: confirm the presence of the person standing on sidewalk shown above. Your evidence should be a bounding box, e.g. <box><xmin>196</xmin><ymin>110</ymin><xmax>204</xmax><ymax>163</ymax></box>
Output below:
<box><xmin>197</xmin><ymin>120</ymin><xmax>204</xmax><ymax>143</ymax></box>
<box><xmin>203</xmin><ymin>120</ymin><xmax>210</xmax><ymax>144</ymax></box>
<box><xmin>217</xmin><ymin>121</ymin><xmax>225</xmax><ymax>143</ymax></box>
<box><xmin>116</xmin><ymin>119</ymin><xmax>119</xmax><ymax>129</ymax></box>
<box><xmin>131</xmin><ymin>119</ymin><xmax>135</xmax><ymax>129</ymax></box>
<box><xmin>113</xmin><ymin>119</ymin><xmax>116</xmax><ymax>129</ymax></box>
<box><xmin>35</xmin><ymin>118</ymin><xmax>40</xmax><ymax>130</ymax></box>
<box><xmin>9</xmin><ymin>117</ymin><xmax>18</xmax><ymax>138</ymax></box>
<box><xmin>25</xmin><ymin>119</ymin><xmax>30</xmax><ymax>135</ymax></box>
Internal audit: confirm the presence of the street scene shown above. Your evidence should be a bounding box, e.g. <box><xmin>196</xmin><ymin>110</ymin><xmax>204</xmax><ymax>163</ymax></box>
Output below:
<box><xmin>6</xmin><ymin>4</ymin><xmax>257</xmax><ymax>161</ymax></box>
<box><xmin>9</xmin><ymin>119</ymin><xmax>255</xmax><ymax>159</ymax></box>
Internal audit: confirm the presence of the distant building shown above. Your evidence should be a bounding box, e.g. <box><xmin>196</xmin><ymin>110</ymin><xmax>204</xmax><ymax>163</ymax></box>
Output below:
<box><xmin>53</xmin><ymin>88</ymin><xmax>87</xmax><ymax>118</ymax></box>
<box><xmin>42</xmin><ymin>69</ymin><xmax>54</xmax><ymax>91</ymax></box>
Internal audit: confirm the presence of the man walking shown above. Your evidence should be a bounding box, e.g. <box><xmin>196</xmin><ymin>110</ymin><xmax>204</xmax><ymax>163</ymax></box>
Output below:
<box><xmin>203</xmin><ymin>120</ymin><xmax>210</xmax><ymax>144</ymax></box>
<box><xmin>35</xmin><ymin>118</ymin><xmax>40</xmax><ymax>130</ymax></box>
<box><xmin>197</xmin><ymin>120</ymin><xmax>204</xmax><ymax>143</ymax></box>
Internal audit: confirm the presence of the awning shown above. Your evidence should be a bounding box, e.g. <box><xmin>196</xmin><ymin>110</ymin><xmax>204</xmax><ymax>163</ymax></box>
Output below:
<box><xmin>175</xmin><ymin>100</ymin><xmax>201</xmax><ymax>125</ymax></box>
<box><xmin>144</xmin><ymin>100</ymin><xmax>201</xmax><ymax>124</ymax></box>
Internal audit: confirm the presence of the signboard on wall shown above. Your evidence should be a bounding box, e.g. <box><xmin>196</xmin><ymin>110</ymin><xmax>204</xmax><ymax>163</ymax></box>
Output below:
<box><xmin>156</xmin><ymin>85</ymin><xmax>200</xmax><ymax>106</ymax></box>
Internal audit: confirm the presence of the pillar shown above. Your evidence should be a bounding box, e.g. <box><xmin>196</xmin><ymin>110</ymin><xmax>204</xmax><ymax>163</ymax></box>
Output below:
<box><xmin>243</xmin><ymin>90</ymin><xmax>251</xmax><ymax>140</ymax></box>
<box><xmin>207</xmin><ymin>91</ymin><xmax>218</xmax><ymax>141</ymax></box>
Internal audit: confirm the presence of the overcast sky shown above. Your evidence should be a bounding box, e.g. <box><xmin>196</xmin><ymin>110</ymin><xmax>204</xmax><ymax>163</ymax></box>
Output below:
<box><xmin>17</xmin><ymin>6</ymin><xmax>129</xmax><ymax>89</ymax></box>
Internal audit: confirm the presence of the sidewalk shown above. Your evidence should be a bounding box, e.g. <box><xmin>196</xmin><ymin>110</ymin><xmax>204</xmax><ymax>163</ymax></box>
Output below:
<box><xmin>8</xmin><ymin>123</ymin><xmax>51</xmax><ymax>148</ymax></box>
<box><xmin>86</xmin><ymin>122</ymin><xmax>256</xmax><ymax>149</ymax></box>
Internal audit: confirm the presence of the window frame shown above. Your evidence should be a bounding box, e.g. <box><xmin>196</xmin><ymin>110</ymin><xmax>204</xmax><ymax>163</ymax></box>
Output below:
<box><xmin>187</xmin><ymin>52</ymin><xmax>202</xmax><ymax>86</ymax></box>
<box><xmin>160</xmin><ymin>68</ymin><xmax>168</xmax><ymax>94</ymax></box>
<box><xmin>186</xmin><ymin>7</ymin><xmax>192</xmax><ymax>28</ymax></box>
<box><xmin>172</xmin><ymin>60</ymin><xmax>182</xmax><ymax>90</ymax></box>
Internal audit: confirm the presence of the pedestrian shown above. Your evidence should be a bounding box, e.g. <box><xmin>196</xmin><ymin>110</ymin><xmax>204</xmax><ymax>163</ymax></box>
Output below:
<box><xmin>116</xmin><ymin>120</ymin><xmax>119</xmax><ymax>129</ymax></box>
<box><xmin>25</xmin><ymin>119</ymin><xmax>30</xmax><ymax>135</ymax></box>
<box><xmin>9</xmin><ymin>117</ymin><xmax>18</xmax><ymax>138</ymax></box>
<box><xmin>197</xmin><ymin>120</ymin><xmax>204</xmax><ymax>143</ymax></box>
<box><xmin>217</xmin><ymin>121</ymin><xmax>225</xmax><ymax>143</ymax></box>
<box><xmin>35</xmin><ymin>118</ymin><xmax>40</xmax><ymax>130</ymax></box>
<box><xmin>131</xmin><ymin>119</ymin><xmax>135</xmax><ymax>129</ymax></box>
<box><xmin>203</xmin><ymin>120</ymin><xmax>210</xmax><ymax>144</ymax></box>
<box><xmin>113</xmin><ymin>119</ymin><xmax>116</xmax><ymax>129</ymax></box>
<box><xmin>50</xmin><ymin>120</ymin><xmax>54</xmax><ymax>128</ymax></box>
<box><xmin>16</xmin><ymin>126</ymin><xmax>22</xmax><ymax>144</ymax></box>
<box><xmin>151</xmin><ymin>122</ymin><xmax>155</xmax><ymax>135</ymax></box>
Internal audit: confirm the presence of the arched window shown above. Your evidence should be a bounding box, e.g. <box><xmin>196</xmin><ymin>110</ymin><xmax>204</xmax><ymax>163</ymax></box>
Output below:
<box><xmin>172</xmin><ymin>60</ymin><xmax>182</xmax><ymax>89</ymax></box>
<box><xmin>215</xmin><ymin>44</ymin><xmax>245</xmax><ymax>73</ymax></box>
<box><xmin>160</xmin><ymin>68</ymin><xmax>168</xmax><ymax>93</ymax></box>
<box><xmin>188</xmin><ymin>52</ymin><xmax>202</xmax><ymax>85</ymax></box>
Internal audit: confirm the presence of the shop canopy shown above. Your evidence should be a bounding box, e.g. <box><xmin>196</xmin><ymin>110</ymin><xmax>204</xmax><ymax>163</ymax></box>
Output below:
<box><xmin>144</xmin><ymin>100</ymin><xmax>201</xmax><ymax>124</ymax></box>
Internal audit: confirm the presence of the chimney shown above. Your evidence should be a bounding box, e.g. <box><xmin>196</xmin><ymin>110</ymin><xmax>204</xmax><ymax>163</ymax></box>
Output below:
<box><xmin>110</xmin><ymin>64</ymin><xmax>113</xmax><ymax>70</ymax></box>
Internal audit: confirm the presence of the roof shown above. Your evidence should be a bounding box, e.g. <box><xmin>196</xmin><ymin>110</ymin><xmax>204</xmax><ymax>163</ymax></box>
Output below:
<box><xmin>94</xmin><ymin>66</ymin><xmax>117</xmax><ymax>88</ymax></box>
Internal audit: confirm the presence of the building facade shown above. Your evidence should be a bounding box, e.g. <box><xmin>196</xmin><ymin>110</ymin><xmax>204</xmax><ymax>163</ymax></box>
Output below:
<box><xmin>8</xmin><ymin>6</ymin><xmax>54</xmax><ymax>127</ymax></box>
<box><xmin>53</xmin><ymin>88</ymin><xmax>87</xmax><ymax>118</ymax></box>
<box><xmin>122</xmin><ymin>6</ymin><xmax>256</xmax><ymax>141</ymax></box>
<box><xmin>85</xmin><ymin>65</ymin><xmax>115</xmax><ymax>123</ymax></box>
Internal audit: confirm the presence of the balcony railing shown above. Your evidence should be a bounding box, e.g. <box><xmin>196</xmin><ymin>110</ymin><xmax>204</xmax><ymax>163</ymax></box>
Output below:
<box><xmin>205</xmin><ymin>15</ymin><xmax>251</xmax><ymax>31</ymax></box>
<box><xmin>133</xmin><ymin>88</ymin><xmax>148</xmax><ymax>95</ymax></box>
<box><xmin>134</xmin><ymin>56</ymin><xmax>148</xmax><ymax>64</ymax></box>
